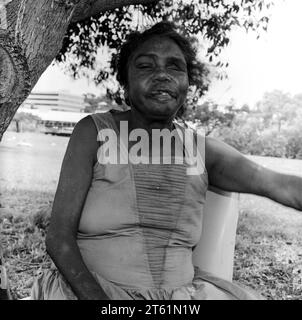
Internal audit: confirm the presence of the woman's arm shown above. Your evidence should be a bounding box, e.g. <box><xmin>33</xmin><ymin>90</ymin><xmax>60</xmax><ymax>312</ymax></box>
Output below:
<box><xmin>205</xmin><ymin>136</ymin><xmax>302</xmax><ymax>211</ymax></box>
<box><xmin>46</xmin><ymin>116</ymin><xmax>109</xmax><ymax>300</ymax></box>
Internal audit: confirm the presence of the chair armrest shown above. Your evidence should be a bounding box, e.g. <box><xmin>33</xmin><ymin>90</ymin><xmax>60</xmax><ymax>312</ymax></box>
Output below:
<box><xmin>192</xmin><ymin>186</ymin><xmax>239</xmax><ymax>281</ymax></box>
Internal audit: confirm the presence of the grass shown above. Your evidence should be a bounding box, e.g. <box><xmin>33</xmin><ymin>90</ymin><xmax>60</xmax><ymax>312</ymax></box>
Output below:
<box><xmin>1</xmin><ymin>131</ymin><xmax>302</xmax><ymax>300</ymax></box>
<box><xmin>234</xmin><ymin>202</ymin><xmax>302</xmax><ymax>300</ymax></box>
<box><xmin>0</xmin><ymin>189</ymin><xmax>53</xmax><ymax>299</ymax></box>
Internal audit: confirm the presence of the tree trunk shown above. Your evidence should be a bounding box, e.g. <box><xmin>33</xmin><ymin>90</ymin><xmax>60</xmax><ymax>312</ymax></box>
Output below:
<box><xmin>0</xmin><ymin>0</ymin><xmax>157</xmax><ymax>141</ymax></box>
<box><xmin>15</xmin><ymin>119</ymin><xmax>19</xmax><ymax>132</ymax></box>
<box><xmin>71</xmin><ymin>0</ymin><xmax>158</xmax><ymax>23</ymax></box>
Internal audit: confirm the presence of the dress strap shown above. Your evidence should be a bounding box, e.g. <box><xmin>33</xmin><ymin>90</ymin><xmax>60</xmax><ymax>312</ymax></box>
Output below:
<box><xmin>90</xmin><ymin>111</ymin><xmax>128</xmax><ymax>164</ymax></box>
<box><xmin>173</xmin><ymin>121</ymin><xmax>207</xmax><ymax>176</ymax></box>
<box><xmin>89</xmin><ymin>112</ymin><xmax>117</xmax><ymax>133</ymax></box>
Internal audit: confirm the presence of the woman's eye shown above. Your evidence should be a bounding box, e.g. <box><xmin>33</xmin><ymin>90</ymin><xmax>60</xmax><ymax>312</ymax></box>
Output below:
<box><xmin>168</xmin><ymin>63</ymin><xmax>182</xmax><ymax>71</ymax></box>
<box><xmin>137</xmin><ymin>64</ymin><xmax>153</xmax><ymax>69</ymax></box>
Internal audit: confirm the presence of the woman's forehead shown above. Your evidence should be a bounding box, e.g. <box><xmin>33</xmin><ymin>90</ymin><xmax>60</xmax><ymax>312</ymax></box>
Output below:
<box><xmin>131</xmin><ymin>36</ymin><xmax>186</xmax><ymax>61</ymax></box>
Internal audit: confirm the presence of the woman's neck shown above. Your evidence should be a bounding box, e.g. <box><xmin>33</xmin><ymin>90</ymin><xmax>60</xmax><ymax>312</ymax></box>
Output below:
<box><xmin>129</xmin><ymin>108</ymin><xmax>175</xmax><ymax>134</ymax></box>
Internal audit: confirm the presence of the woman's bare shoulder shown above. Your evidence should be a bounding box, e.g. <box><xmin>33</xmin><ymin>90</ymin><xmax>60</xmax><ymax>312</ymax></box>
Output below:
<box><xmin>66</xmin><ymin>115</ymin><xmax>99</xmax><ymax>165</ymax></box>
<box><xmin>74</xmin><ymin>115</ymin><xmax>97</xmax><ymax>135</ymax></box>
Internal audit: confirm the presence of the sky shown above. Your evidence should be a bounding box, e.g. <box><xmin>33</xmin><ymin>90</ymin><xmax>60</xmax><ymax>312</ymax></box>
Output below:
<box><xmin>33</xmin><ymin>0</ymin><xmax>302</xmax><ymax>108</ymax></box>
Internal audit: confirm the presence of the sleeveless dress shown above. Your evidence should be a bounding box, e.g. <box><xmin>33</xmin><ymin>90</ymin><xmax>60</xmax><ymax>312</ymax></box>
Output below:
<box><xmin>31</xmin><ymin>111</ymin><xmax>262</xmax><ymax>300</ymax></box>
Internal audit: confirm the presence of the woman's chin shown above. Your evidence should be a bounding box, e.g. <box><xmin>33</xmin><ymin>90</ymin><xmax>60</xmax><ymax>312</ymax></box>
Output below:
<box><xmin>147</xmin><ymin>104</ymin><xmax>179</xmax><ymax>119</ymax></box>
<box><xmin>147</xmin><ymin>109</ymin><xmax>176</xmax><ymax>120</ymax></box>
<box><xmin>131</xmin><ymin>99</ymin><xmax>180</xmax><ymax>120</ymax></box>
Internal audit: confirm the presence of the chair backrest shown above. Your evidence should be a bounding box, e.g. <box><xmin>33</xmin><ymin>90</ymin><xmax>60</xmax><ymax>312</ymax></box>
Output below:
<box><xmin>192</xmin><ymin>186</ymin><xmax>239</xmax><ymax>281</ymax></box>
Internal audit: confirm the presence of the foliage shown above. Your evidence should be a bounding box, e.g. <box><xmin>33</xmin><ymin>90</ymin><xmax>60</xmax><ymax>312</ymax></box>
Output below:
<box><xmin>255</xmin><ymin>90</ymin><xmax>298</xmax><ymax>132</ymax></box>
<box><xmin>284</xmin><ymin>129</ymin><xmax>302</xmax><ymax>160</ymax></box>
<box><xmin>83</xmin><ymin>92</ymin><xmax>129</xmax><ymax>113</ymax></box>
<box><xmin>250</xmin><ymin>129</ymin><xmax>287</xmax><ymax>158</ymax></box>
<box><xmin>13</xmin><ymin>112</ymin><xmax>41</xmax><ymax>123</ymax></box>
<box><xmin>213</xmin><ymin>90</ymin><xmax>302</xmax><ymax>159</ymax></box>
<box><xmin>83</xmin><ymin>93</ymin><xmax>102</xmax><ymax>113</ymax></box>
<box><xmin>214</xmin><ymin>113</ymin><xmax>259</xmax><ymax>154</ymax></box>
<box><xmin>182</xmin><ymin>100</ymin><xmax>244</xmax><ymax>135</ymax></box>
<box><xmin>55</xmin><ymin>0</ymin><xmax>273</xmax><ymax>105</ymax></box>
<box><xmin>10</xmin><ymin>112</ymin><xmax>41</xmax><ymax>133</ymax></box>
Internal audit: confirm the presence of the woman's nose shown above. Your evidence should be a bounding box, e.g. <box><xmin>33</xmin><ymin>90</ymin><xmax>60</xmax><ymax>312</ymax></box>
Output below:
<box><xmin>153</xmin><ymin>67</ymin><xmax>171</xmax><ymax>81</ymax></box>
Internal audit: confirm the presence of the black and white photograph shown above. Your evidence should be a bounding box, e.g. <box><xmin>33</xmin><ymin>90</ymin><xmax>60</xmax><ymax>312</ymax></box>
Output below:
<box><xmin>0</xmin><ymin>0</ymin><xmax>301</xmax><ymax>304</ymax></box>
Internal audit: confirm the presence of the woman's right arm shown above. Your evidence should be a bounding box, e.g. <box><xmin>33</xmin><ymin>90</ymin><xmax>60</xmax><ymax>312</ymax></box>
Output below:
<box><xmin>46</xmin><ymin>116</ymin><xmax>109</xmax><ymax>300</ymax></box>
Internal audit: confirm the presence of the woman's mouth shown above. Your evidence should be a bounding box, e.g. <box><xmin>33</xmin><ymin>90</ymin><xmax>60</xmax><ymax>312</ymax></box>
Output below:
<box><xmin>149</xmin><ymin>90</ymin><xmax>175</xmax><ymax>101</ymax></box>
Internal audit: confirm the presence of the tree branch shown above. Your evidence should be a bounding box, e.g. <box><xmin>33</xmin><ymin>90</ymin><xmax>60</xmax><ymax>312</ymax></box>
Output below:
<box><xmin>71</xmin><ymin>0</ymin><xmax>158</xmax><ymax>23</ymax></box>
<box><xmin>0</xmin><ymin>0</ymin><xmax>158</xmax><ymax>140</ymax></box>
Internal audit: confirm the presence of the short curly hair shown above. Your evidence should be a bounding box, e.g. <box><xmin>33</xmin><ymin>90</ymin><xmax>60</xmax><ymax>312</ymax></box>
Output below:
<box><xmin>116</xmin><ymin>21</ymin><xmax>208</xmax><ymax>94</ymax></box>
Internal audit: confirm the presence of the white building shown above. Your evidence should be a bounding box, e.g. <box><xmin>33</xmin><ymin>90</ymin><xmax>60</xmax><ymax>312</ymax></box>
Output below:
<box><xmin>21</xmin><ymin>91</ymin><xmax>85</xmax><ymax>113</ymax></box>
<box><xmin>16</xmin><ymin>91</ymin><xmax>124</xmax><ymax>135</ymax></box>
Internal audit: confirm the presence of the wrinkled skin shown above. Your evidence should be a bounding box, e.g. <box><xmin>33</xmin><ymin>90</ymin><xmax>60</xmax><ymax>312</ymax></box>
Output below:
<box><xmin>125</xmin><ymin>36</ymin><xmax>189</xmax><ymax>125</ymax></box>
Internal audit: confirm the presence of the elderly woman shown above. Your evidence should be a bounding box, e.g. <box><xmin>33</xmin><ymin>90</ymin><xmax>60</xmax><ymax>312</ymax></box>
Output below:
<box><xmin>31</xmin><ymin>22</ymin><xmax>302</xmax><ymax>300</ymax></box>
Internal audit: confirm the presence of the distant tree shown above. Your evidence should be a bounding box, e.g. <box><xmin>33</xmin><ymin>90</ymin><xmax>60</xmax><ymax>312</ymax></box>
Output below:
<box><xmin>12</xmin><ymin>112</ymin><xmax>41</xmax><ymax>133</ymax></box>
<box><xmin>183</xmin><ymin>100</ymin><xmax>245</xmax><ymax>135</ymax></box>
<box><xmin>83</xmin><ymin>91</ymin><xmax>128</xmax><ymax>113</ymax></box>
<box><xmin>213</xmin><ymin>111</ymin><xmax>259</xmax><ymax>154</ymax></box>
<box><xmin>83</xmin><ymin>93</ymin><xmax>103</xmax><ymax>113</ymax></box>
<box><xmin>285</xmin><ymin>129</ymin><xmax>302</xmax><ymax>159</ymax></box>
<box><xmin>256</xmin><ymin>90</ymin><xmax>297</xmax><ymax>132</ymax></box>
<box><xmin>214</xmin><ymin>90</ymin><xmax>302</xmax><ymax>158</ymax></box>
<box><xmin>293</xmin><ymin>93</ymin><xmax>302</xmax><ymax>105</ymax></box>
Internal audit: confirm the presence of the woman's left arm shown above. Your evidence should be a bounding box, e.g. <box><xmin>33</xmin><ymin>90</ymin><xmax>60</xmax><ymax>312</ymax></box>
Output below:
<box><xmin>205</xmin><ymin>136</ymin><xmax>302</xmax><ymax>211</ymax></box>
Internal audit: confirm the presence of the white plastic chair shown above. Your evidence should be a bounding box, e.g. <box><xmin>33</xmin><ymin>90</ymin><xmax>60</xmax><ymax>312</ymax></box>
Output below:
<box><xmin>192</xmin><ymin>186</ymin><xmax>239</xmax><ymax>281</ymax></box>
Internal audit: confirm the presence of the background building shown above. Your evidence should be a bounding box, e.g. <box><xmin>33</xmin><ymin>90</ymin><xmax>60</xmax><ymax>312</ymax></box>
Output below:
<box><xmin>16</xmin><ymin>91</ymin><xmax>116</xmax><ymax>135</ymax></box>
<box><xmin>21</xmin><ymin>91</ymin><xmax>85</xmax><ymax>113</ymax></box>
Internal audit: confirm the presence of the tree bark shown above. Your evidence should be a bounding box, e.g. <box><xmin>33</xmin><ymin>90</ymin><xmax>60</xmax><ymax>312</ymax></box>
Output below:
<box><xmin>72</xmin><ymin>0</ymin><xmax>158</xmax><ymax>23</ymax></box>
<box><xmin>0</xmin><ymin>0</ymin><xmax>157</xmax><ymax>141</ymax></box>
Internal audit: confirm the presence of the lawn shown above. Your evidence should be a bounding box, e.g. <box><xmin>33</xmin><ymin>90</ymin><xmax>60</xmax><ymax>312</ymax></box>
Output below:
<box><xmin>0</xmin><ymin>131</ymin><xmax>301</xmax><ymax>300</ymax></box>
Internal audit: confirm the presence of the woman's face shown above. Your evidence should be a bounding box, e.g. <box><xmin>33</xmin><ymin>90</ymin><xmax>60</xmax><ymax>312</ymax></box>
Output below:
<box><xmin>126</xmin><ymin>36</ymin><xmax>189</xmax><ymax>121</ymax></box>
